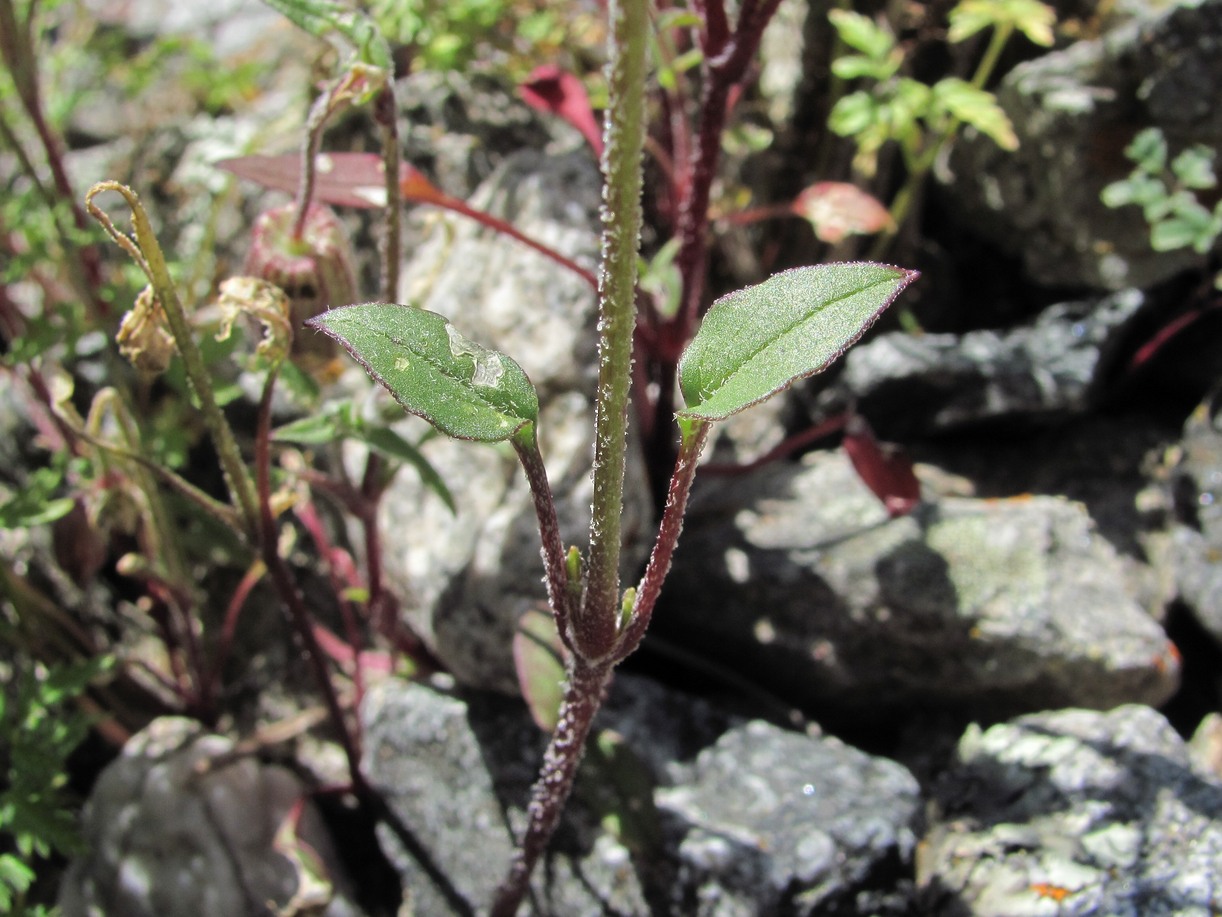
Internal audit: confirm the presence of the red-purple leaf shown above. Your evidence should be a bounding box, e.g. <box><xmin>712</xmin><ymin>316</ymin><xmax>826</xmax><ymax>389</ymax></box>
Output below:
<box><xmin>312</xmin><ymin>622</ymin><xmax>394</xmax><ymax>674</ymax></box>
<box><xmin>792</xmin><ymin>182</ymin><xmax>893</xmax><ymax>243</ymax></box>
<box><xmin>842</xmin><ymin>414</ymin><xmax>921</xmax><ymax>517</ymax></box>
<box><xmin>1128</xmin><ymin>302</ymin><xmax>1222</xmax><ymax>371</ymax></box>
<box><xmin>519</xmin><ymin>65</ymin><xmax>604</xmax><ymax>157</ymax></box>
<box><xmin>218</xmin><ymin>153</ymin><xmax>450</xmax><ymax>209</ymax></box>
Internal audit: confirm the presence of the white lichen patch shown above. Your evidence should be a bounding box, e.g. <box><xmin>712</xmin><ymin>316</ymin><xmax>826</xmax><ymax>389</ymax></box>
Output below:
<box><xmin>445</xmin><ymin>323</ymin><xmax>505</xmax><ymax>388</ymax></box>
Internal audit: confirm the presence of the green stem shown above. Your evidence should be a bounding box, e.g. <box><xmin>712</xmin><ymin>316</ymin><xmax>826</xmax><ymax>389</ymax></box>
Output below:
<box><xmin>86</xmin><ymin>182</ymin><xmax>261</xmax><ymax>539</ymax></box>
<box><xmin>871</xmin><ymin>22</ymin><xmax>1016</xmax><ymax>260</ymax></box>
<box><xmin>971</xmin><ymin>23</ymin><xmax>1013</xmax><ymax>90</ymax></box>
<box><xmin>375</xmin><ymin>85</ymin><xmax>402</xmax><ymax>302</ymax></box>
<box><xmin>578</xmin><ymin>0</ymin><xmax>649</xmax><ymax>661</ymax></box>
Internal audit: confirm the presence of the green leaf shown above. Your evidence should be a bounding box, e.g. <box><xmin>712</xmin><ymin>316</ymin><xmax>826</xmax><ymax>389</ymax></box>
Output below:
<box><xmin>260</xmin><ymin>0</ymin><xmax>392</xmax><ymax>70</ymax></box>
<box><xmin>678</xmin><ymin>263</ymin><xmax>917</xmax><ymax>421</ymax></box>
<box><xmin>948</xmin><ymin>0</ymin><xmax>1055</xmax><ymax>46</ymax></box>
<box><xmin>1126</xmin><ymin>128</ymin><xmax>1167</xmax><ymax>172</ymax></box>
<box><xmin>889</xmin><ymin>78</ymin><xmax>934</xmax><ymax>133</ymax></box>
<box><xmin>0</xmin><ymin>853</ymin><xmax>35</xmax><ymax>894</ymax></box>
<box><xmin>309</xmin><ymin>303</ymin><xmax>539</xmax><ymax>443</ymax></box>
<box><xmin>1171</xmin><ymin>145</ymin><xmax>1217</xmax><ymax>190</ymax></box>
<box><xmin>0</xmin><ymin>465</ymin><xmax>74</xmax><ymax>529</ymax></box>
<box><xmin>361</xmin><ymin>426</ymin><xmax>457</xmax><ymax>513</ymax></box>
<box><xmin>274</xmin><ymin>397</ymin><xmax>457</xmax><ymax>513</ymax></box>
<box><xmin>656</xmin><ymin>8</ymin><xmax>703</xmax><ymax>30</ymax></box>
<box><xmin>1152</xmin><ymin>202</ymin><xmax>1216</xmax><ymax>252</ymax></box>
<box><xmin>828</xmin><ymin>9</ymin><xmax>895</xmax><ymax>61</ymax></box>
<box><xmin>829</xmin><ymin>91</ymin><xmax>879</xmax><ymax>137</ymax></box>
<box><xmin>1101</xmin><ymin>174</ymin><xmax>1163</xmax><ymax>210</ymax></box>
<box><xmin>831</xmin><ymin>53</ymin><xmax>898</xmax><ymax>82</ymax></box>
<box><xmin>932</xmin><ymin>78</ymin><xmax>1017</xmax><ymax>150</ymax></box>
<box><xmin>1009</xmin><ymin>0</ymin><xmax>1057</xmax><ymax>46</ymax></box>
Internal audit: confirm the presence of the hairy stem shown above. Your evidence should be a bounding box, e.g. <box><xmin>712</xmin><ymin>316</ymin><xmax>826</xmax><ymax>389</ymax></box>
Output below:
<box><xmin>674</xmin><ymin>0</ymin><xmax>784</xmax><ymax>334</ymax></box>
<box><xmin>513</xmin><ymin>424</ymin><xmax>576</xmax><ymax>652</ymax></box>
<box><xmin>489</xmin><ymin>658</ymin><xmax>612</xmax><ymax>917</ymax></box>
<box><xmin>374</xmin><ymin>84</ymin><xmax>402</xmax><ymax>302</ymax></box>
<box><xmin>614</xmin><ymin>417</ymin><xmax>709</xmax><ymax>661</ymax></box>
<box><xmin>579</xmin><ymin>0</ymin><xmax>649</xmax><ymax>660</ymax></box>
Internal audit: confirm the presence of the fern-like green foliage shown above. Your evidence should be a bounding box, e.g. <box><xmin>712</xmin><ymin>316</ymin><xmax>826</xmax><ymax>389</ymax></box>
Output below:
<box><xmin>1102</xmin><ymin>127</ymin><xmax>1222</xmax><ymax>257</ymax></box>
<box><xmin>828</xmin><ymin>0</ymin><xmax>1054</xmax><ymax>176</ymax></box>
<box><xmin>0</xmin><ymin>656</ymin><xmax>110</xmax><ymax>915</ymax></box>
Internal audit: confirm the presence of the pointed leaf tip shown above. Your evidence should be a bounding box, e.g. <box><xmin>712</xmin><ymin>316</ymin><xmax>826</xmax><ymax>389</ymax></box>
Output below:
<box><xmin>678</xmin><ymin>262</ymin><xmax>917</xmax><ymax>421</ymax></box>
<box><xmin>309</xmin><ymin>303</ymin><xmax>539</xmax><ymax>442</ymax></box>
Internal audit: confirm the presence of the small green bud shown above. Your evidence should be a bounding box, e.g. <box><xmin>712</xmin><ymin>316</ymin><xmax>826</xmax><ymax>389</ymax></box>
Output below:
<box><xmin>619</xmin><ymin>587</ymin><xmax>636</xmax><ymax>630</ymax></box>
<box><xmin>565</xmin><ymin>546</ymin><xmax>583</xmax><ymax>585</ymax></box>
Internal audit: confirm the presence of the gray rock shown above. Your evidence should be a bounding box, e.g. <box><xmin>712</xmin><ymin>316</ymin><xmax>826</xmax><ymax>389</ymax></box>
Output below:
<box><xmin>1167</xmin><ymin>385</ymin><xmax>1222</xmax><ymax>644</ymax></box>
<box><xmin>1189</xmin><ymin>712</ymin><xmax>1222</xmax><ymax>783</ymax></box>
<box><xmin>361</xmin><ymin>674</ymin><xmax>921</xmax><ymax>916</ymax></box>
<box><xmin>59</xmin><ymin>717</ymin><xmax>359</xmax><ymax>917</ymax></box>
<box><xmin>919</xmin><ymin>705</ymin><xmax>1222</xmax><ymax>916</ymax></box>
<box><xmin>759</xmin><ymin>0</ymin><xmax>809</xmax><ymax>126</ymax></box>
<box><xmin>397</xmin><ymin>70</ymin><xmax>559</xmax><ymax>201</ymax></box>
<box><xmin>657</xmin><ymin>720</ymin><xmax>921</xmax><ymax>916</ymax></box>
<box><xmin>942</xmin><ymin>0</ymin><xmax>1222</xmax><ymax>289</ymax></box>
<box><xmin>657</xmin><ymin>449</ymin><xmax>1179</xmax><ymax>718</ymax></box>
<box><xmin>813</xmin><ymin>290</ymin><xmax>1145</xmax><ymax>436</ymax></box>
<box><xmin>361</xmin><ymin>676</ymin><xmax>677</xmax><ymax>916</ymax></box>
<box><xmin>370</xmin><ymin>149</ymin><xmax>652</xmax><ymax>694</ymax></box>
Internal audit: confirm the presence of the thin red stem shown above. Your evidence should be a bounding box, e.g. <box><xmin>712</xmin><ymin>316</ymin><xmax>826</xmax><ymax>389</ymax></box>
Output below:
<box><xmin>295</xmin><ymin>499</ymin><xmax>368</xmax><ymax>708</ymax></box>
<box><xmin>513</xmin><ymin>428</ymin><xmax>576</xmax><ymax>654</ymax></box>
<box><xmin>255</xmin><ymin>371</ymin><xmax>365</xmax><ymax>790</ymax></box>
<box><xmin>204</xmin><ymin>559</ymin><xmax>266</xmax><ymax>709</ymax></box>
<box><xmin>442</xmin><ymin>197</ymin><xmax>600</xmax><ymax>292</ymax></box>
<box><xmin>614</xmin><ymin>419</ymin><xmax>709</xmax><ymax>662</ymax></box>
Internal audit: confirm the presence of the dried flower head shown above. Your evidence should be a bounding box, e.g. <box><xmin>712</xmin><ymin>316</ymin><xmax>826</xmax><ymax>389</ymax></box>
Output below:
<box><xmin>116</xmin><ymin>286</ymin><xmax>176</xmax><ymax>375</ymax></box>
<box><xmin>244</xmin><ymin>202</ymin><xmax>358</xmax><ymax>365</ymax></box>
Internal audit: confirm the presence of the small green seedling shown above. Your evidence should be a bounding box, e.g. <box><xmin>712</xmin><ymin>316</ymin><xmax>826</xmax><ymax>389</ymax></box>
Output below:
<box><xmin>1102</xmin><ymin>127</ymin><xmax>1222</xmax><ymax>259</ymax></box>
<box><xmin>828</xmin><ymin>0</ymin><xmax>1054</xmax><ymax>248</ymax></box>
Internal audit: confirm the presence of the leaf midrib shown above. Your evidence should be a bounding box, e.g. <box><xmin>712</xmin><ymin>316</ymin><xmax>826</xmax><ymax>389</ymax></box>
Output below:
<box><xmin>691</xmin><ymin>273</ymin><xmax>890</xmax><ymax>407</ymax></box>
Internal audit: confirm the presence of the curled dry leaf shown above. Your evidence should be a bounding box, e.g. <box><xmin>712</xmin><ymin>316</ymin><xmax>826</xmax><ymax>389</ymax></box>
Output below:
<box><xmin>215</xmin><ymin>277</ymin><xmax>294</xmax><ymax>366</ymax></box>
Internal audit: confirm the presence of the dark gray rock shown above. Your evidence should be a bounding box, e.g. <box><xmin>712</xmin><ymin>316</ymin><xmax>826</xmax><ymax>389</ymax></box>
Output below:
<box><xmin>919</xmin><ymin>705</ymin><xmax>1222</xmax><ymax>916</ymax></box>
<box><xmin>811</xmin><ymin>290</ymin><xmax>1146</xmax><ymax>436</ymax></box>
<box><xmin>1167</xmin><ymin>385</ymin><xmax>1222</xmax><ymax>645</ymax></box>
<box><xmin>362</xmin><ymin>676</ymin><xmax>661</xmax><ymax>916</ymax></box>
<box><xmin>657</xmin><ymin>720</ymin><xmax>921</xmax><ymax>916</ymax></box>
<box><xmin>942</xmin><ymin>0</ymin><xmax>1222</xmax><ymax>289</ymax></box>
<box><xmin>370</xmin><ymin>149</ymin><xmax>652</xmax><ymax>694</ymax></box>
<box><xmin>58</xmin><ymin>717</ymin><xmax>359</xmax><ymax>917</ymax></box>
<box><xmin>361</xmin><ymin>674</ymin><xmax>921</xmax><ymax>916</ymax></box>
<box><xmin>657</xmin><ymin>449</ymin><xmax>1179</xmax><ymax>719</ymax></box>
